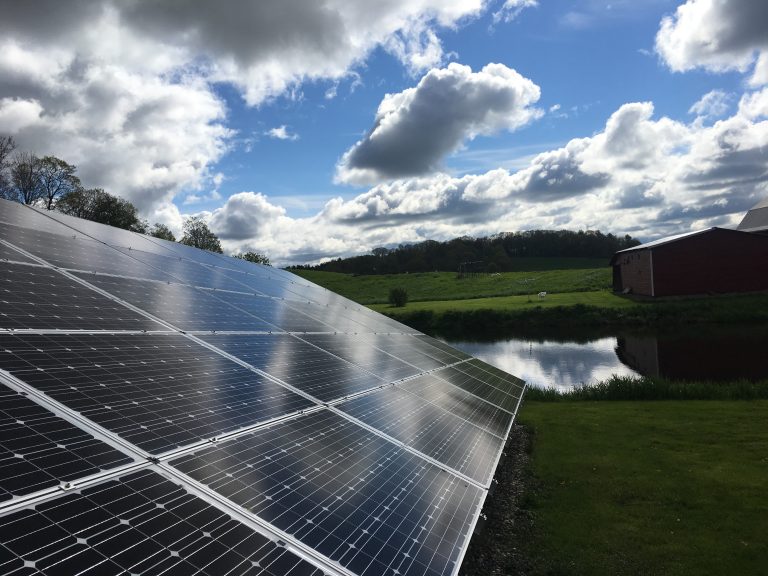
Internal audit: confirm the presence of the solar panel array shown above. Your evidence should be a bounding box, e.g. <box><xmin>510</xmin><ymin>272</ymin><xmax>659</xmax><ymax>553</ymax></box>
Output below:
<box><xmin>0</xmin><ymin>198</ymin><xmax>526</xmax><ymax>576</ymax></box>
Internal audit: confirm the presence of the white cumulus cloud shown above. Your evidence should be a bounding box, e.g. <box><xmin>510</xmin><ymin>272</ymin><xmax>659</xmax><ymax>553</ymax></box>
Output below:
<box><xmin>656</xmin><ymin>0</ymin><xmax>768</xmax><ymax>86</ymax></box>
<box><xmin>336</xmin><ymin>62</ymin><xmax>542</xmax><ymax>185</ymax></box>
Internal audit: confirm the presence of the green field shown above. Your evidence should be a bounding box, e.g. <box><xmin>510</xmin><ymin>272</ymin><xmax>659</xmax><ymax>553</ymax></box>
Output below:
<box><xmin>516</xmin><ymin>400</ymin><xmax>768</xmax><ymax>576</ymax></box>
<box><xmin>294</xmin><ymin>266</ymin><xmax>611</xmax><ymax>304</ymax></box>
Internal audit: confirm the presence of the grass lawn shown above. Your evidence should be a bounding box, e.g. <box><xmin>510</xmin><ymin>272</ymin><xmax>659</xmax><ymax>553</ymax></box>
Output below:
<box><xmin>368</xmin><ymin>289</ymin><xmax>633</xmax><ymax>314</ymax></box>
<box><xmin>517</xmin><ymin>400</ymin><xmax>768</xmax><ymax>576</ymax></box>
<box><xmin>293</xmin><ymin>267</ymin><xmax>611</xmax><ymax>304</ymax></box>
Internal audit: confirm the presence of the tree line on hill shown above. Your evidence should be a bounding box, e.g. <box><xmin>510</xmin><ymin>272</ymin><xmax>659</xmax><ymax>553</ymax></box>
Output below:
<box><xmin>0</xmin><ymin>136</ymin><xmax>269</xmax><ymax>264</ymax></box>
<box><xmin>292</xmin><ymin>230</ymin><xmax>641</xmax><ymax>275</ymax></box>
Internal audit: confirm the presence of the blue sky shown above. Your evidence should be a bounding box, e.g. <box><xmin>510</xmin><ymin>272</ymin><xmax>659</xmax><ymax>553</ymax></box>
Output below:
<box><xmin>1</xmin><ymin>0</ymin><xmax>766</xmax><ymax>264</ymax></box>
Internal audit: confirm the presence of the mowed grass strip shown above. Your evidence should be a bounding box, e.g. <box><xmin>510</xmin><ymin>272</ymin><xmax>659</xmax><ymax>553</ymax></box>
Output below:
<box><xmin>369</xmin><ymin>290</ymin><xmax>634</xmax><ymax>313</ymax></box>
<box><xmin>294</xmin><ymin>267</ymin><xmax>611</xmax><ymax>304</ymax></box>
<box><xmin>518</xmin><ymin>400</ymin><xmax>768</xmax><ymax>576</ymax></box>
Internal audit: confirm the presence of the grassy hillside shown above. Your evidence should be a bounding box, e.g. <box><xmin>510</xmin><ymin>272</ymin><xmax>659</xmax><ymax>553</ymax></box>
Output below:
<box><xmin>294</xmin><ymin>265</ymin><xmax>611</xmax><ymax>304</ymax></box>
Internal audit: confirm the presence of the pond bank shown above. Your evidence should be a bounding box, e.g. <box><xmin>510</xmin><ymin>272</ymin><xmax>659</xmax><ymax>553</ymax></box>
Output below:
<box><xmin>375</xmin><ymin>292</ymin><xmax>768</xmax><ymax>339</ymax></box>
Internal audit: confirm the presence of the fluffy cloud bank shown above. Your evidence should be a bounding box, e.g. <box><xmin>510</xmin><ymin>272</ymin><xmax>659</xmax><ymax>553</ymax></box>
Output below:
<box><xmin>336</xmin><ymin>63</ymin><xmax>542</xmax><ymax>185</ymax></box>
<box><xmin>211</xmin><ymin>89</ymin><xmax>768</xmax><ymax>265</ymax></box>
<box><xmin>0</xmin><ymin>0</ymin><xmax>488</xmax><ymax>225</ymax></box>
<box><xmin>656</xmin><ymin>0</ymin><xmax>768</xmax><ymax>86</ymax></box>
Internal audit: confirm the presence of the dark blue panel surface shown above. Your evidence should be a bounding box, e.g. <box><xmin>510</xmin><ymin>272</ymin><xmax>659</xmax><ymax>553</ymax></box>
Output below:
<box><xmin>0</xmin><ymin>469</ymin><xmax>326</xmax><ymax>575</ymax></box>
<box><xmin>337</xmin><ymin>386</ymin><xmax>504</xmax><ymax>485</ymax></box>
<box><xmin>202</xmin><ymin>334</ymin><xmax>384</xmax><ymax>402</ymax></box>
<box><xmin>171</xmin><ymin>410</ymin><xmax>483</xmax><ymax>576</ymax></box>
<box><xmin>0</xmin><ymin>223</ymin><xmax>171</xmax><ymax>281</ymax></box>
<box><xmin>211</xmin><ymin>292</ymin><xmax>333</xmax><ymax>333</ymax></box>
<box><xmin>0</xmin><ymin>262</ymin><xmax>163</xmax><ymax>331</ymax></box>
<box><xmin>0</xmin><ymin>384</ymin><xmax>133</xmax><ymax>502</ymax></box>
<box><xmin>433</xmin><ymin>361</ymin><xmax>524</xmax><ymax>413</ymax></box>
<box><xmin>399</xmin><ymin>374</ymin><xmax>512</xmax><ymax>438</ymax></box>
<box><xmin>0</xmin><ymin>333</ymin><xmax>314</xmax><ymax>454</ymax></box>
<box><xmin>302</xmin><ymin>334</ymin><xmax>420</xmax><ymax>383</ymax></box>
<box><xmin>74</xmin><ymin>274</ymin><xmax>276</xmax><ymax>332</ymax></box>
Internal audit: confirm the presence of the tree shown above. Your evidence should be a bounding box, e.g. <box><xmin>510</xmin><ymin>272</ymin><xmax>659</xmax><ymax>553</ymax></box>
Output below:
<box><xmin>233</xmin><ymin>251</ymin><xmax>271</xmax><ymax>266</ymax></box>
<box><xmin>148</xmin><ymin>223</ymin><xmax>176</xmax><ymax>241</ymax></box>
<box><xmin>9</xmin><ymin>151</ymin><xmax>42</xmax><ymax>205</ymax></box>
<box><xmin>0</xmin><ymin>136</ymin><xmax>16</xmax><ymax>199</ymax></box>
<box><xmin>180</xmin><ymin>216</ymin><xmax>222</xmax><ymax>253</ymax></box>
<box><xmin>37</xmin><ymin>155</ymin><xmax>81</xmax><ymax>210</ymax></box>
<box><xmin>57</xmin><ymin>187</ymin><xmax>146</xmax><ymax>231</ymax></box>
<box><xmin>388</xmin><ymin>287</ymin><xmax>408</xmax><ymax>307</ymax></box>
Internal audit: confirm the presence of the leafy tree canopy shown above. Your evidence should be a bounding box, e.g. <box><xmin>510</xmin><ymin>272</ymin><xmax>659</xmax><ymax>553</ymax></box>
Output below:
<box><xmin>148</xmin><ymin>222</ymin><xmax>176</xmax><ymax>241</ymax></box>
<box><xmin>233</xmin><ymin>251</ymin><xmax>271</xmax><ymax>266</ymax></box>
<box><xmin>180</xmin><ymin>216</ymin><xmax>222</xmax><ymax>253</ymax></box>
<box><xmin>57</xmin><ymin>187</ymin><xmax>146</xmax><ymax>232</ymax></box>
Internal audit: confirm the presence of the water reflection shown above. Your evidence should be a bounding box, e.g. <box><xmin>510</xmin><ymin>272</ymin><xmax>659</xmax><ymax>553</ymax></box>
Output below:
<box><xmin>446</xmin><ymin>324</ymin><xmax>768</xmax><ymax>390</ymax></box>
<box><xmin>447</xmin><ymin>336</ymin><xmax>638</xmax><ymax>391</ymax></box>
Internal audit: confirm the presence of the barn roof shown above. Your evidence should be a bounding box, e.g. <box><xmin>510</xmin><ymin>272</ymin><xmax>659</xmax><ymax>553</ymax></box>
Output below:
<box><xmin>609</xmin><ymin>227</ymin><xmax>760</xmax><ymax>264</ymax></box>
<box><xmin>737</xmin><ymin>197</ymin><xmax>768</xmax><ymax>232</ymax></box>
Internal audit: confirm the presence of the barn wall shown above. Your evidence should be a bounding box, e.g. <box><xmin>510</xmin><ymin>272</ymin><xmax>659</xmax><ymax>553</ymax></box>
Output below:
<box><xmin>652</xmin><ymin>230</ymin><xmax>768</xmax><ymax>296</ymax></box>
<box><xmin>612</xmin><ymin>250</ymin><xmax>653</xmax><ymax>295</ymax></box>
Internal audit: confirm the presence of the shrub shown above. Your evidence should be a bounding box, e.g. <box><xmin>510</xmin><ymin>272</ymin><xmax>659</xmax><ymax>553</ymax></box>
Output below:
<box><xmin>388</xmin><ymin>287</ymin><xmax>409</xmax><ymax>307</ymax></box>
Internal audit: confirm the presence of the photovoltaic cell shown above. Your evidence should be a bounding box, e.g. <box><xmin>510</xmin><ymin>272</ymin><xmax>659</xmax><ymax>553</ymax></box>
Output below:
<box><xmin>0</xmin><ymin>383</ymin><xmax>133</xmax><ymax>502</ymax></box>
<box><xmin>357</xmin><ymin>335</ymin><xmax>449</xmax><ymax>371</ymax></box>
<box><xmin>301</xmin><ymin>334</ymin><xmax>420</xmax><ymax>383</ymax></box>
<box><xmin>73</xmin><ymin>274</ymin><xmax>276</xmax><ymax>332</ymax></box>
<box><xmin>171</xmin><ymin>410</ymin><xmax>484</xmax><ymax>576</ymax></box>
<box><xmin>0</xmin><ymin>223</ymin><xmax>171</xmax><ymax>281</ymax></box>
<box><xmin>414</xmin><ymin>336</ymin><xmax>472</xmax><ymax>361</ymax></box>
<box><xmin>0</xmin><ymin>333</ymin><xmax>314</xmax><ymax>454</ymax></box>
<box><xmin>38</xmin><ymin>207</ymin><xmax>181</xmax><ymax>255</ymax></box>
<box><xmin>201</xmin><ymin>334</ymin><xmax>385</xmax><ymax>402</ymax></box>
<box><xmin>0</xmin><ymin>262</ymin><xmax>163</xmax><ymax>332</ymax></box>
<box><xmin>0</xmin><ymin>468</ymin><xmax>326</xmax><ymax>575</ymax></box>
<box><xmin>0</xmin><ymin>202</ymin><xmax>77</xmax><ymax>236</ymax></box>
<box><xmin>211</xmin><ymin>292</ymin><xmax>333</xmax><ymax>333</ymax></box>
<box><xmin>399</xmin><ymin>374</ymin><xmax>512</xmax><ymax>438</ymax></box>
<box><xmin>0</xmin><ymin>242</ymin><xmax>35</xmax><ymax>264</ymax></box>
<box><xmin>336</xmin><ymin>386</ymin><xmax>504</xmax><ymax>485</ymax></box>
<box><xmin>432</xmin><ymin>363</ymin><xmax>523</xmax><ymax>413</ymax></box>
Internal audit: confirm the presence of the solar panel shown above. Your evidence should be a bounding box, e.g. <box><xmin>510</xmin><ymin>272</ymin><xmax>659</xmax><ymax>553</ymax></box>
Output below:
<box><xmin>335</xmin><ymin>386</ymin><xmax>504</xmax><ymax>485</ymax></box>
<box><xmin>0</xmin><ymin>468</ymin><xmax>327</xmax><ymax>575</ymax></box>
<box><xmin>72</xmin><ymin>274</ymin><xmax>277</xmax><ymax>332</ymax></box>
<box><xmin>171</xmin><ymin>410</ymin><xmax>484</xmax><ymax>576</ymax></box>
<box><xmin>0</xmin><ymin>333</ymin><xmax>314</xmax><ymax>455</ymax></box>
<box><xmin>399</xmin><ymin>374</ymin><xmax>513</xmax><ymax>438</ymax></box>
<box><xmin>200</xmin><ymin>334</ymin><xmax>385</xmax><ymax>402</ymax></box>
<box><xmin>0</xmin><ymin>242</ymin><xmax>36</xmax><ymax>264</ymax></box>
<box><xmin>0</xmin><ymin>262</ymin><xmax>163</xmax><ymax>331</ymax></box>
<box><xmin>301</xmin><ymin>334</ymin><xmax>420</xmax><ymax>383</ymax></box>
<box><xmin>0</xmin><ymin>383</ymin><xmax>134</xmax><ymax>502</ymax></box>
<box><xmin>0</xmin><ymin>198</ymin><xmax>526</xmax><ymax>576</ymax></box>
<box><xmin>432</xmin><ymin>363</ymin><xmax>523</xmax><ymax>413</ymax></box>
<box><xmin>0</xmin><ymin>223</ymin><xmax>172</xmax><ymax>281</ymax></box>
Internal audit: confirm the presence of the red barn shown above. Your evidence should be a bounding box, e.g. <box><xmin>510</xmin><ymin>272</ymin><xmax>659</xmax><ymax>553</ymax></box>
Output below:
<box><xmin>610</xmin><ymin>227</ymin><xmax>768</xmax><ymax>297</ymax></box>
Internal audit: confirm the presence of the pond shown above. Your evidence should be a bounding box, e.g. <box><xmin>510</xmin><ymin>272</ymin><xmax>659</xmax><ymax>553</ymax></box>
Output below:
<box><xmin>445</xmin><ymin>324</ymin><xmax>768</xmax><ymax>390</ymax></box>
